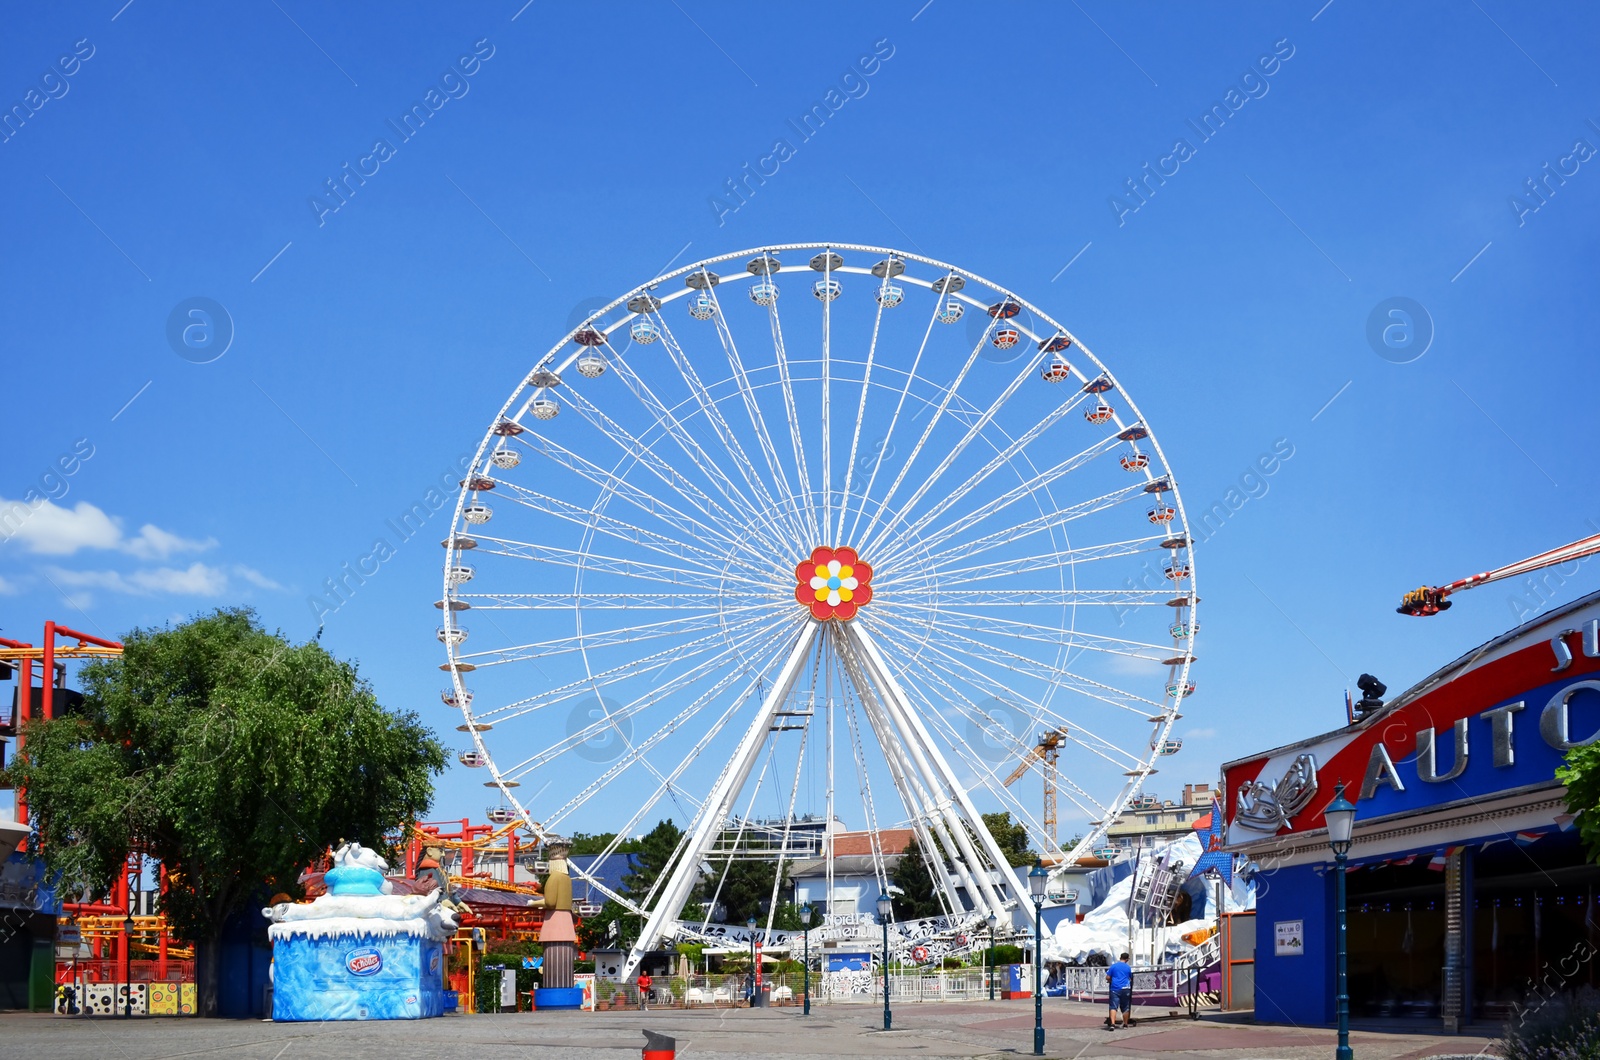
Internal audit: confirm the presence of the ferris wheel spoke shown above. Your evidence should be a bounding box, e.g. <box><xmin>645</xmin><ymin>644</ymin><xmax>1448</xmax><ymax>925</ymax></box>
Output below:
<box><xmin>599</xmin><ymin>340</ymin><xmax>792</xmax><ymax>555</ymax></box>
<box><xmin>560</xmin><ymin>385</ymin><xmax>756</xmax><ymax>541</ymax></box>
<box><xmin>877</xmin><ymin>634</ymin><xmax>1147</xmax><ymax>777</ymax></box>
<box><xmin>878</xmin><ymin>535</ymin><xmax>1170</xmax><ymax>589</ymax></box>
<box><xmin>454</xmin><ymin>591</ymin><xmax>772</xmax><ymax>611</ymax></box>
<box><xmin>497</xmin><ymin>615</ymin><xmax>800</xmax><ymax>773</ymax></box>
<box><xmin>497</xmin><ymin>482</ymin><xmax>731</xmax><ymax>575</ymax></box>
<box><xmin>835</xmin><ymin>287</ymin><xmax>889</xmax><ymax>546</ymax></box>
<box><xmin>845</xmin><ymin>285</ymin><xmax>946</xmax><ymax>545</ymax></box>
<box><xmin>912</xmin><ymin>481</ymin><xmax>1145</xmax><ymax>571</ymax></box>
<box><xmin>759</xmin><ymin>285</ymin><xmax>820</xmax><ymax>545</ymax></box>
<box><xmin>469</xmin><ymin>534</ymin><xmax>777</xmax><ymax>594</ymax></box>
<box><xmin>452</xmin><ymin>609</ymin><xmax>765</xmax><ymax>671</ymax></box>
<box><xmin>855</xmin><ymin>319</ymin><xmax>997</xmax><ymax>549</ymax></box>
<box><xmin>508</xmin><ymin>429</ymin><xmax>764</xmax><ymax>564</ymax></box>
<box><xmin>860</xmin><ymin>347</ymin><xmax>1049</xmax><ymax>559</ymax></box>
<box><xmin>701</xmin><ymin>283</ymin><xmax>809</xmax><ymax>544</ymax></box>
<box><xmin>475</xmin><ymin>613</ymin><xmax>780</xmax><ymax>723</ymax></box>
<box><xmin>651</xmin><ymin>311</ymin><xmax>809</xmax><ymax>551</ymax></box>
<box><xmin>875</xmin><ymin>434</ymin><xmax>1128</xmax><ymax>570</ymax></box>
<box><xmin>879</xmin><ymin>387</ymin><xmax>1098</xmax><ymax>552</ymax></box>
<box><xmin>871</xmin><ymin>612</ymin><xmax>1165</xmax><ymax>723</ymax></box>
<box><xmin>544</xmin><ymin>624</ymin><xmax>800</xmax><ymax>832</ymax></box>
<box><xmin>884</xmin><ymin>604</ymin><xmax>1177</xmax><ymax>662</ymax></box>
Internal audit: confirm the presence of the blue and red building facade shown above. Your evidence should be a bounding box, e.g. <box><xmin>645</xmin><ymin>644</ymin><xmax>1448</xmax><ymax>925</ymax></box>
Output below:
<box><xmin>1224</xmin><ymin>591</ymin><xmax>1600</xmax><ymax>1028</ymax></box>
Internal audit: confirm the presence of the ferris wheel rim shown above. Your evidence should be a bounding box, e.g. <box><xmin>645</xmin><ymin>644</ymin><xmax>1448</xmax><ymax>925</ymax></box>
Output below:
<box><xmin>439</xmin><ymin>240</ymin><xmax>1199</xmax><ymax>898</ymax></box>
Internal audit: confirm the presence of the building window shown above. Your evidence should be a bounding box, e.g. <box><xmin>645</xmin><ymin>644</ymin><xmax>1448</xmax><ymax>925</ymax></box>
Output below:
<box><xmin>1145</xmin><ymin>814</ymin><xmax>1159</xmax><ymax>825</ymax></box>
<box><xmin>1176</xmin><ymin>813</ymin><xmax>1187</xmax><ymax>823</ymax></box>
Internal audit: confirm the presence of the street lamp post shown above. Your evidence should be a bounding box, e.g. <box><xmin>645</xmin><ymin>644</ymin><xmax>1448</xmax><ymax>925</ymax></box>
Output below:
<box><xmin>747</xmin><ymin>916</ymin><xmax>758</xmax><ymax>1006</ymax></box>
<box><xmin>122</xmin><ymin>909</ymin><xmax>135</xmax><ymax>1019</ymax></box>
<box><xmin>876</xmin><ymin>892</ymin><xmax>893</xmax><ymax>1031</ymax></box>
<box><xmin>1029</xmin><ymin>862</ymin><xmax>1048</xmax><ymax>1057</ymax></box>
<box><xmin>986</xmin><ymin>912</ymin><xmax>997</xmax><ymax>1002</ymax></box>
<box><xmin>801</xmin><ymin>903</ymin><xmax>812</xmax><ymax>1016</ymax></box>
<box><xmin>1324</xmin><ymin>783</ymin><xmax>1358</xmax><ymax>1060</ymax></box>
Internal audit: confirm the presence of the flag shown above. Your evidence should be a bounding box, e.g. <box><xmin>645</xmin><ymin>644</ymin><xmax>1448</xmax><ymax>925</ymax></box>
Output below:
<box><xmin>1555</xmin><ymin>813</ymin><xmax>1578</xmax><ymax>832</ymax></box>
<box><xmin>1480</xmin><ymin>838</ymin><xmax>1504</xmax><ymax>852</ymax></box>
<box><xmin>1514</xmin><ymin>831</ymin><xmax>1543</xmax><ymax>846</ymax></box>
<box><xmin>1188</xmin><ymin>797</ymin><xmax>1234</xmax><ymax>887</ymax></box>
<box><xmin>1391</xmin><ymin>855</ymin><xmax>1417</xmax><ymax>866</ymax></box>
<box><xmin>1428</xmin><ymin>846</ymin><xmax>1462</xmax><ymax>870</ymax></box>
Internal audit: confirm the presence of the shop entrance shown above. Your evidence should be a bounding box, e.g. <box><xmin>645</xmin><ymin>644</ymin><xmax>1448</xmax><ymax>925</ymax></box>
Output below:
<box><xmin>1346</xmin><ymin>862</ymin><xmax>1447</xmax><ymax>1019</ymax></box>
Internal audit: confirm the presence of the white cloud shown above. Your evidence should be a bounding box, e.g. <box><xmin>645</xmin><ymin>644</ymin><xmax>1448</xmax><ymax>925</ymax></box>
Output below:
<box><xmin>1</xmin><ymin>498</ymin><xmax>121</xmax><ymax>554</ymax></box>
<box><xmin>122</xmin><ymin>523</ymin><xmax>216</xmax><ymax>560</ymax></box>
<box><xmin>0</xmin><ymin>575</ymin><xmax>16</xmax><ymax>596</ymax></box>
<box><xmin>48</xmin><ymin>562</ymin><xmax>230</xmax><ymax>597</ymax></box>
<box><xmin>1185</xmin><ymin>728</ymin><xmax>1218</xmax><ymax>740</ymax></box>
<box><xmin>233</xmin><ymin>565</ymin><xmax>283</xmax><ymax>591</ymax></box>
<box><xmin>0</xmin><ymin>498</ymin><xmax>213</xmax><ymax>559</ymax></box>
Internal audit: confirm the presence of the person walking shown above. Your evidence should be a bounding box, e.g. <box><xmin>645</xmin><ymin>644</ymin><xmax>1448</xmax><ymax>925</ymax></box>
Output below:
<box><xmin>1105</xmin><ymin>952</ymin><xmax>1134</xmax><ymax>1030</ymax></box>
<box><xmin>638</xmin><ymin>971</ymin><xmax>653</xmax><ymax>1011</ymax></box>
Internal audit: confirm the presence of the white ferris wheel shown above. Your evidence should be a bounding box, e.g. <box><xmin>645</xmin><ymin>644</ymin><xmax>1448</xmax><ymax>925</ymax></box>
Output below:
<box><xmin>439</xmin><ymin>243</ymin><xmax>1197</xmax><ymax>974</ymax></box>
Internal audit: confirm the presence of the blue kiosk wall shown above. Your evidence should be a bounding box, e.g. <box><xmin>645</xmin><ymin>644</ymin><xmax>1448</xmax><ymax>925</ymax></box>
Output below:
<box><xmin>1252</xmin><ymin>863</ymin><xmax>1334</xmax><ymax>1025</ymax></box>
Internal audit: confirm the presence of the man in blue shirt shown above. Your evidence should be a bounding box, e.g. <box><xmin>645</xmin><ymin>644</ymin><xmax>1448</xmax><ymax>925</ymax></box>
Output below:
<box><xmin>1105</xmin><ymin>952</ymin><xmax>1134</xmax><ymax>1029</ymax></box>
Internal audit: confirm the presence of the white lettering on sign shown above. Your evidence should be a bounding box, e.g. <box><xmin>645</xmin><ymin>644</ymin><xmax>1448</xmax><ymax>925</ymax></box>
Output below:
<box><xmin>1539</xmin><ymin>679</ymin><xmax>1600</xmax><ymax>750</ymax></box>
<box><xmin>1359</xmin><ymin>742</ymin><xmax>1405</xmax><ymax>799</ymax></box>
<box><xmin>1550</xmin><ymin>619</ymin><xmax>1600</xmax><ymax>672</ymax></box>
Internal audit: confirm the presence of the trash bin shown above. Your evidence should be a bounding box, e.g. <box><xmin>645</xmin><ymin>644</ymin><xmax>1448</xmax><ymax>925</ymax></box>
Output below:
<box><xmin>754</xmin><ymin>983</ymin><xmax>770</xmax><ymax>1008</ymax></box>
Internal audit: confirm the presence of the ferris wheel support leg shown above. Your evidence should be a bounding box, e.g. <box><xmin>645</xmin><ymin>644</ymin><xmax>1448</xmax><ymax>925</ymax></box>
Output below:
<box><xmin>838</xmin><ymin>625</ymin><xmax>1009</xmax><ymax>922</ymax></box>
<box><xmin>621</xmin><ymin>618</ymin><xmax>820</xmax><ymax>981</ymax></box>
<box><xmin>846</xmin><ymin>621</ymin><xmax>1035</xmax><ymax>932</ymax></box>
<box><xmin>836</xmin><ymin>637</ymin><xmax>970</xmax><ymax>917</ymax></box>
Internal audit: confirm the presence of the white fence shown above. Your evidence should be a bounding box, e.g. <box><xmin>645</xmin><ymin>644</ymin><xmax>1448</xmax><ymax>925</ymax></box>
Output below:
<box><xmin>638</xmin><ymin>969</ymin><xmax>1014</xmax><ymax>1007</ymax></box>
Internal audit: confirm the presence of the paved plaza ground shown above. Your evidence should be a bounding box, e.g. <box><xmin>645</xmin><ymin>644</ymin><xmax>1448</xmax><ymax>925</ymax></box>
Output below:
<box><xmin>0</xmin><ymin>1000</ymin><xmax>1503</xmax><ymax>1059</ymax></box>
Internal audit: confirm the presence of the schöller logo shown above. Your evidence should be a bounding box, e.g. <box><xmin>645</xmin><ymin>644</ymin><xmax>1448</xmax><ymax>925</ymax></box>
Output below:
<box><xmin>346</xmin><ymin>948</ymin><xmax>383</xmax><ymax>976</ymax></box>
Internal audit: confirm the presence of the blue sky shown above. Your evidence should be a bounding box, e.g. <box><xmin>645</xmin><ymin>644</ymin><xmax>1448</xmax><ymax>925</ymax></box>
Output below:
<box><xmin>3</xmin><ymin>2</ymin><xmax>1598</xmax><ymax>838</ymax></box>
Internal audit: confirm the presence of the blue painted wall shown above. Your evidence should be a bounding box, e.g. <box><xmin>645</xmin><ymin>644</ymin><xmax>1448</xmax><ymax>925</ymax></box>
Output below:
<box><xmin>1253</xmin><ymin>863</ymin><xmax>1334</xmax><ymax>1025</ymax></box>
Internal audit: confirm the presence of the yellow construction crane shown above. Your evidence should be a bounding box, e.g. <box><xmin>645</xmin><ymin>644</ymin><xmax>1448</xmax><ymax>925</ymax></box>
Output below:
<box><xmin>1003</xmin><ymin>728</ymin><xmax>1067</xmax><ymax>845</ymax></box>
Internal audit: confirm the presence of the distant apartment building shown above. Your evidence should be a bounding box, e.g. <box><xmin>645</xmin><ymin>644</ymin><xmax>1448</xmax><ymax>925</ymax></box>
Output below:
<box><xmin>1103</xmin><ymin>781</ymin><xmax>1218</xmax><ymax>854</ymax></box>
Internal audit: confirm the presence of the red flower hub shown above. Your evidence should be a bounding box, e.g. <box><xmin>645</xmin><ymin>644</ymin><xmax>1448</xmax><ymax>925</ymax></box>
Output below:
<box><xmin>794</xmin><ymin>546</ymin><xmax>873</xmax><ymax>621</ymax></box>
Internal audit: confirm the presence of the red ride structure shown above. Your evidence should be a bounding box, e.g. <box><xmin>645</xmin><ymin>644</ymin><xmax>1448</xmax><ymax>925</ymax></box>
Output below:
<box><xmin>1397</xmin><ymin>531</ymin><xmax>1600</xmax><ymax>616</ymax></box>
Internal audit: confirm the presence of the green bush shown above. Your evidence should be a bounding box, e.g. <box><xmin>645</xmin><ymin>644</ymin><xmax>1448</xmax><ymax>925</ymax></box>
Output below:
<box><xmin>992</xmin><ymin>944</ymin><xmax>1024</xmax><ymax>965</ymax></box>
<box><xmin>1502</xmin><ymin>986</ymin><xmax>1600</xmax><ymax>1060</ymax></box>
<box><xmin>473</xmin><ymin>959</ymin><xmax>540</xmax><ymax>1013</ymax></box>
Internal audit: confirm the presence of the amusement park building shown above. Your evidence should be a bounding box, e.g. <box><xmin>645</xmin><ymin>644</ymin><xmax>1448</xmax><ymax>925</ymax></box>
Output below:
<box><xmin>1223</xmin><ymin>589</ymin><xmax>1600</xmax><ymax>1030</ymax></box>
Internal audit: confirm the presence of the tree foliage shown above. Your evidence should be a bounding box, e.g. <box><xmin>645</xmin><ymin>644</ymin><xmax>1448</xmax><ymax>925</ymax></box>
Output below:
<box><xmin>1558</xmin><ymin>743</ymin><xmax>1600</xmax><ymax>864</ymax></box>
<box><xmin>891</xmin><ymin>836</ymin><xmax>945</xmax><ymax>921</ymax></box>
<box><xmin>982</xmin><ymin>812</ymin><xmax>1038</xmax><ymax>867</ymax></box>
<box><xmin>7</xmin><ymin>608</ymin><xmax>446</xmax><ymax>1014</ymax></box>
<box><xmin>621</xmin><ymin>818</ymin><xmax>683</xmax><ymax>900</ymax></box>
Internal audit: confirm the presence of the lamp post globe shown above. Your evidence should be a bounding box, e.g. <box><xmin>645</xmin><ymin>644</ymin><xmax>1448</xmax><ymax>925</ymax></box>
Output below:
<box><xmin>876</xmin><ymin>892</ymin><xmax>893</xmax><ymax>1031</ymax></box>
<box><xmin>1324</xmin><ymin>782</ymin><xmax>1357</xmax><ymax>1060</ymax></box>
<box><xmin>987</xmin><ymin>912</ymin><xmax>998</xmax><ymax>1002</ymax></box>
<box><xmin>1029</xmin><ymin>862</ymin><xmax>1048</xmax><ymax>1056</ymax></box>
<box><xmin>801</xmin><ymin>903</ymin><xmax>813</xmax><ymax>1016</ymax></box>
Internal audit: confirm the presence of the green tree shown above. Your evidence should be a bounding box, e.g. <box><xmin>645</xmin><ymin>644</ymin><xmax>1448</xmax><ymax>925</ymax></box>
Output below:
<box><xmin>621</xmin><ymin>818</ymin><xmax>683</xmax><ymax>900</ymax></box>
<box><xmin>891</xmin><ymin>837</ymin><xmax>946</xmax><ymax>920</ymax></box>
<box><xmin>575</xmin><ymin>897</ymin><xmax>639</xmax><ymax>953</ymax></box>
<box><xmin>982</xmin><ymin>812</ymin><xmax>1038</xmax><ymax>867</ymax></box>
<box><xmin>1558</xmin><ymin>743</ymin><xmax>1600</xmax><ymax>863</ymax></box>
<box><xmin>7</xmin><ymin>609</ymin><xmax>446</xmax><ymax>1016</ymax></box>
<box><xmin>568</xmin><ymin>832</ymin><xmax>644</xmax><ymax>856</ymax></box>
<box><xmin>697</xmin><ymin>856</ymin><xmax>790</xmax><ymax>924</ymax></box>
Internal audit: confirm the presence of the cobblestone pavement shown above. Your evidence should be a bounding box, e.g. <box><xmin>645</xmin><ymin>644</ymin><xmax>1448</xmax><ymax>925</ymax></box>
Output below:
<box><xmin>0</xmin><ymin>1001</ymin><xmax>1503</xmax><ymax>1059</ymax></box>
